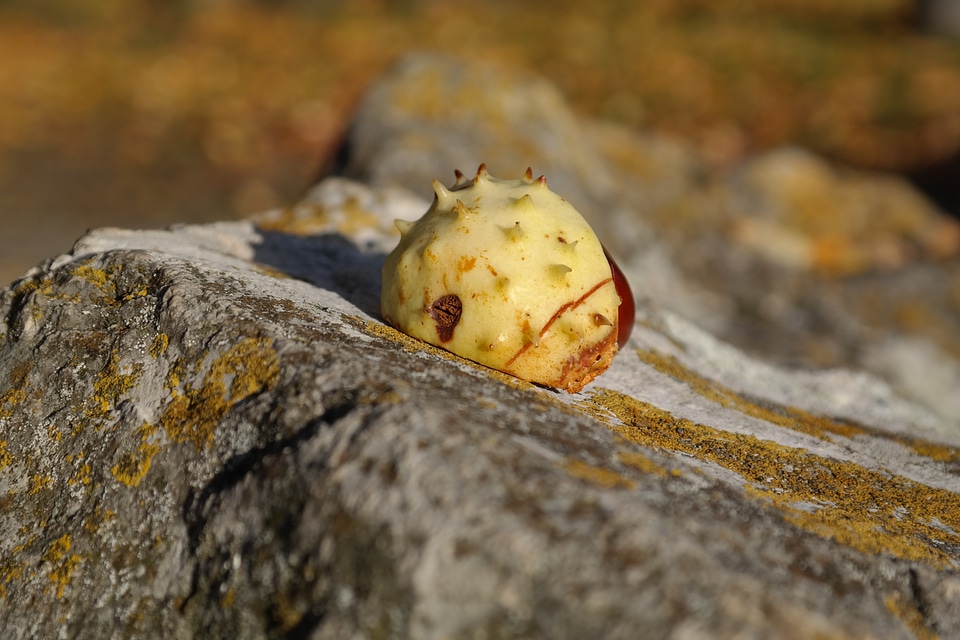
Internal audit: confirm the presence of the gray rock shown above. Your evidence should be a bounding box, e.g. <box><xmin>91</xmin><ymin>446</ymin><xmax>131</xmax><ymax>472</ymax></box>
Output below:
<box><xmin>2</xmin><ymin>53</ymin><xmax>960</xmax><ymax>639</ymax></box>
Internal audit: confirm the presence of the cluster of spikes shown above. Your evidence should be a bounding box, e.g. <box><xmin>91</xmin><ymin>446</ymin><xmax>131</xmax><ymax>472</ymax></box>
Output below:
<box><xmin>393</xmin><ymin>164</ymin><xmax>547</xmax><ymax>238</ymax></box>
<box><xmin>433</xmin><ymin>163</ymin><xmax>546</xmax><ymax>202</ymax></box>
<box><xmin>452</xmin><ymin>163</ymin><xmax>545</xmax><ymax>190</ymax></box>
<box><xmin>424</xmin><ymin>164</ymin><xmax>552</xmax><ymax>232</ymax></box>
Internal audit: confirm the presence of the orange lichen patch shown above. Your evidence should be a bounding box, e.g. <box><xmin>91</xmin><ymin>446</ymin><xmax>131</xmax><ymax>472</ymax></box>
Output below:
<box><xmin>636</xmin><ymin>347</ymin><xmax>960</xmax><ymax>463</ymax></box>
<box><xmin>85</xmin><ymin>351</ymin><xmax>143</xmax><ymax>423</ymax></box>
<box><xmin>158</xmin><ymin>337</ymin><xmax>280</xmax><ymax>451</ymax></box>
<box><xmin>83</xmin><ymin>505</ymin><xmax>116</xmax><ymax>535</ymax></box>
<box><xmin>111</xmin><ymin>422</ymin><xmax>162</xmax><ymax>487</ymax></box>
<box><xmin>809</xmin><ymin>234</ymin><xmax>872</xmax><ymax>278</ymax></box>
<box><xmin>149</xmin><ymin>333</ymin><xmax>170</xmax><ymax>359</ymax></box>
<box><xmin>41</xmin><ymin>534</ymin><xmax>81</xmax><ymax>599</ymax></box>
<box><xmin>734</xmin><ymin>152</ymin><xmax>960</xmax><ymax>277</ymax></box>
<box><xmin>28</xmin><ymin>474</ymin><xmax>52</xmax><ymax>495</ymax></box>
<box><xmin>0</xmin><ymin>441</ymin><xmax>12</xmax><ymax>471</ymax></box>
<box><xmin>0</xmin><ymin>360</ymin><xmax>29</xmax><ymax>419</ymax></box>
<box><xmin>616</xmin><ymin>450</ymin><xmax>676</xmax><ymax>478</ymax></box>
<box><xmin>255</xmin><ymin>198</ymin><xmax>384</xmax><ymax>238</ymax></box>
<box><xmin>67</xmin><ymin>457</ymin><xmax>92</xmax><ymax>488</ymax></box>
<box><xmin>588</xmin><ymin>388</ymin><xmax>960</xmax><ymax>568</ymax></box>
<box><xmin>0</xmin><ymin>557</ymin><xmax>25</xmax><ymax>599</ymax></box>
<box><xmin>564</xmin><ymin>458</ymin><xmax>636</xmax><ymax>489</ymax></box>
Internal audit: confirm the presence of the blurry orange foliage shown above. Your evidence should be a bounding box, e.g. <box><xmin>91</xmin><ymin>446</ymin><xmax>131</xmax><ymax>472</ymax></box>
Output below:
<box><xmin>0</xmin><ymin>0</ymin><xmax>957</xmax><ymax>219</ymax></box>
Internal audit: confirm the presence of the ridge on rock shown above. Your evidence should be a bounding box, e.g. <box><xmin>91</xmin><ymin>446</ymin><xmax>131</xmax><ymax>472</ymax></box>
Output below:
<box><xmin>1</xmin><ymin>53</ymin><xmax>960</xmax><ymax>639</ymax></box>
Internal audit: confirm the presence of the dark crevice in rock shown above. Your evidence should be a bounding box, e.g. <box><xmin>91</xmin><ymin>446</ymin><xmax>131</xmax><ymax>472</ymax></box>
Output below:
<box><xmin>183</xmin><ymin>389</ymin><xmax>362</xmax><ymax>546</ymax></box>
<box><xmin>179</xmin><ymin>387</ymin><xmax>367</xmax><ymax>615</ymax></box>
<box><xmin>284</xmin><ymin>607</ymin><xmax>325</xmax><ymax>640</ymax></box>
<box><xmin>909</xmin><ymin>566</ymin><xmax>937</xmax><ymax>634</ymax></box>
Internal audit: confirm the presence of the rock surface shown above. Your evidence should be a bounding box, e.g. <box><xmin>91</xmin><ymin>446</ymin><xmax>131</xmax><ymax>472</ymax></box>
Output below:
<box><xmin>2</xmin><ymin>53</ymin><xmax>960</xmax><ymax>638</ymax></box>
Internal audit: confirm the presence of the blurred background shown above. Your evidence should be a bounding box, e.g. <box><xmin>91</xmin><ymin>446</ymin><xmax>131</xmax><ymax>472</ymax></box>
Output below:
<box><xmin>2</xmin><ymin>0</ymin><xmax>959</xmax><ymax>286</ymax></box>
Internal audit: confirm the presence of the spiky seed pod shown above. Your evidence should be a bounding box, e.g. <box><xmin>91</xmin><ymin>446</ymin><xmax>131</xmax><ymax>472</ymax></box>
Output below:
<box><xmin>381</xmin><ymin>164</ymin><xmax>627</xmax><ymax>393</ymax></box>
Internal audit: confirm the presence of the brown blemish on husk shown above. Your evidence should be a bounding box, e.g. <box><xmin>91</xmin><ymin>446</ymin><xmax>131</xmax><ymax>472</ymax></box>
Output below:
<box><xmin>541</xmin><ymin>328</ymin><xmax>618</xmax><ymax>393</ymax></box>
<box><xmin>504</xmin><ymin>277</ymin><xmax>614</xmax><ymax>369</ymax></box>
<box><xmin>427</xmin><ymin>294</ymin><xmax>462</xmax><ymax>343</ymax></box>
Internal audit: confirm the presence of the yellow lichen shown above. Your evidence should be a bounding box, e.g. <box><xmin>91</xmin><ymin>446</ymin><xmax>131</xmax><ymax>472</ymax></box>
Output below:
<box><xmin>123</xmin><ymin>284</ymin><xmax>149</xmax><ymax>301</ymax></box>
<box><xmin>563</xmin><ymin>458</ymin><xmax>635</xmax><ymax>489</ymax></box>
<box><xmin>69</xmin><ymin>261</ymin><xmax>147</xmax><ymax>305</ymax></box>
<box><xmin>149</xmin><ymin>333</ymin><xmax>170</xmax><ymax>359</ymax></box>
<box><xmin>220</xmin><ymin>587</ymin><xmax>236</xmax><ymax>608</ymax></box>
<box><xmin>0</xmin><ymin>558</ymin><xmax>25</xmax><ymax>600</ymax></box>
<box><xmin>65</xmin><ymin>453</ymin><xmax>91</xmax><ymax>487</ymax></box>
<box><xmin>84</xmin><ymin>506</ymin><xmax>116</xmax><ymax>534</ymax></box>
<box><xmin>636</xmin><ymin>348</ymin><xmax>960</xmax><ymax>463</ymax></box>
<box><xmin>0</xmin><ymin>361</ymin><xmax>29</xmax><ymax>419</ymax></box>
<box><xmin>158</xmin><ymin>337</ymin><xmax>280</xmax><ymax>451</ymax></box>
<box><xmin>41</xmin><ymin>534</ymin><xmax>81</xmax><ymax>599</ymax></box>
<box><xmin>86</xmin><ymin>351</ymin><xmax>143</xmax><ymax>422</ymax></box>
<box><xmin>70</xmin><ymin>263</ymin><xmax>111</xmax><ymax>290</ymax></box>
<box><xmin>257</xmin><ymin>198</ymin><xmax>383</xmax><ymax>238</ymax></box>
<box><xmin>28</xmin><ymin>474</ymin><xmax>52</xmax><ymax>495</ymax></box>
<box><xmin>588</xmin><ymin>388</ymin><xmax>960</xmax><ymax>568</ymax></box>
<box><xmin>616</xmin><ymin>450</ymin><xmax>676</xmax><ymax>478</ymax></box>
<box><xmin>271</xmin><ymin>591</ymin><xmax>307</xmax><ymax>633</ymax></box>
<box><xmin>884</xmin><ymin>592</ymin><xmax>939</xmax><ymax>640</ymax></box>
<box><xmin>166</xmin><ymin>359</ymin><xmax>183</xmax><ymax>391</ymax></box>
<box><xmin>0</xmin><ymin>441</ymin><xmax>13</xmax><ymax>472</ymax></box>
<box><xmin>111</xmin><ymin>422</ymin><xmax>162</xmax><ymax>487</ymax></box>
<box><xmin>44</xmin><ymin>423</ymin><xmax>63</xmax><ymax>443</ymax></box>
<box><xmin>71</xmin><ymin>463</ymin><xmax>91</xmax><ymax>487</ymax></box>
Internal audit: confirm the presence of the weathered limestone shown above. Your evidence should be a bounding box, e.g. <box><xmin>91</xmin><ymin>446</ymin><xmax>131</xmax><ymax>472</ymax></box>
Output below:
<box><xmin>1</xmin><ymin>53</ymin><xmax>959</xmax><ymax>638</ymax></box>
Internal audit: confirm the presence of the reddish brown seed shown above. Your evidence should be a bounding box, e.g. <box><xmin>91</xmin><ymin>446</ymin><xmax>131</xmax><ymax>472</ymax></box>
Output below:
<box><xmin>603</xmin><ymin>245</ymin><xmax>635</xmax><ymax>348</ymax></box>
